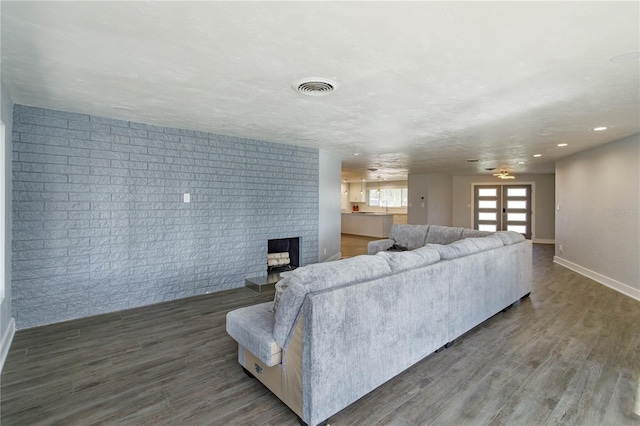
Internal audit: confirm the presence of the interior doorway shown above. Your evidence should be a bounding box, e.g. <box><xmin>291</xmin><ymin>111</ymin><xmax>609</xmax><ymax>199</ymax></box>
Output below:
<box><xmin>473</xmin><ymin>184</ymin><xmax>532</xmax><ymax>239</ymax></box>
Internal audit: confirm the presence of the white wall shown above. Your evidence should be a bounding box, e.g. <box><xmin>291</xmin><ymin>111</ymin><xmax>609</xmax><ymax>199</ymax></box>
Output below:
<box><xmin>408</xmin><ymin>174</ymin><xmax>429</xmax><ymax>224</ymax></box>
<box><xmin>427</xmin><ymin>174</ymin><xmax>453</xmax><ymax>226</ymax></box>
<box><xmin>1</xmin><ymin>80</ymin><xmax>15</xmax><ymax>372</ymax></box>
<box><xmin>318</xmin><ymin>150</ymin><xmax>342</xmax><ymax>262</ymax></box>
<box><xmin>452</xmin><ymin>174</ymin><xmax>555</xmax><ymax>241</ymax></box>
<box><xmin>555</xmin><ymin>134</ymin><xmax>639</xmax><ymax>299</ymax></box>
<box><xmin>407</xmin><ymin>174</ymin><xmax>452</xmax><ymax>225</ymax></box>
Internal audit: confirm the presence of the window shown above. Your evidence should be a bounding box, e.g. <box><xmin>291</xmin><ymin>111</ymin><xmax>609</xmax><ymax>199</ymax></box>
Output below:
<box><xmin>368</xmin><ymin>188</ymin><xmax>408</xmax><ymax>207</ymax></box>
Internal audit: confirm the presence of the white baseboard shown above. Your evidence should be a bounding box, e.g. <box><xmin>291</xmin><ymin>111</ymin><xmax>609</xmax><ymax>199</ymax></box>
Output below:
<box><xmin>554</xmin><ymin>256</ymin><xmax>640</xmax><ymax>302</ymax></box>
<box><xmin>1</xmin><ymin>317</ymin><xmax>16</xmax><ymax>374</ymax></box>
<box><xmin>533</xmin><ymin>239</ymin><xmax>555</xmax><ymax>244</ymax></box>
<box><xmin>324</xmin><ymin>252</ymin><xmax>342</xmax><ymax>262</ymax></box>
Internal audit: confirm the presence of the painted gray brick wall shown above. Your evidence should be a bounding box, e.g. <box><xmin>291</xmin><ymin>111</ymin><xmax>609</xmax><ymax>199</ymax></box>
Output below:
<box><xmin>12</xmin><ymin>105</ymin><xmax>319</xmax><ymax>329</ymax></box>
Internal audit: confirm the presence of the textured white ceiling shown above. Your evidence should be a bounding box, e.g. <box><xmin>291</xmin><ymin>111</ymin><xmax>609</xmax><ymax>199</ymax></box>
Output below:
<box><xmin>2</xmin><ymin>2</ymin><xmax>639</xmax><ymax>182</ymax></box>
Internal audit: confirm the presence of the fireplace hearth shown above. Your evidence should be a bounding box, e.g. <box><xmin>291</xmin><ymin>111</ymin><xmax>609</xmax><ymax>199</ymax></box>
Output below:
<box><xmin>245</xmin><ymin>237</ymin><xmax>301</xmax><ymax>293</ymax></box>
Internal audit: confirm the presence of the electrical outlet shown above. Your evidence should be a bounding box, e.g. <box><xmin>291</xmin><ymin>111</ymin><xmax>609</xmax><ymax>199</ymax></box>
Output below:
<box><xmin>183</xmin><ymin>193</ymin><xmax>190</xmax><ymax>203</ymax></box>
<box><xmin>323</xmin><ymin>248</ymin><xmax>327</xmax><ymax>255</ymax></box>
<box><xmin>559</xmin><ymin>244</ymin><xmax>563</xmax><ymax>254</ymax></box>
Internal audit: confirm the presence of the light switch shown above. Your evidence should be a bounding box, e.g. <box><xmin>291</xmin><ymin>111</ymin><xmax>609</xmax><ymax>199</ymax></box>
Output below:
<box><xmin>184</xmin><ymin>193</ymin><xmax>191</xmax><ymax>203</ymax></box>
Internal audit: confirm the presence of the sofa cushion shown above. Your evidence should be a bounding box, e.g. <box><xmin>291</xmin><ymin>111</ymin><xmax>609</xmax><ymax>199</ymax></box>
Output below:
<box><xmin>494</xmin><ymin>231</ymin><xmax>526</xmax><ymax>245</ymax></box>
<box><xmin>426</xmin><ymin>225</ymin><xmax>465</xmax><ymax>245</ymax></box>
<box><xmin>428</xmin><ymin>239</ymin><xmax>480</xmax><ymax>260</ymax></box>
<box><xmin>273</xmin><ymin>255</ymin><xmax>392</xmax><ymax>348</ymax></box>
<box><xmin>389</xmin><ymin>224</ymin><xmax>430</xmax><ymax>250</ymax></box>
<box><xmin>466</xmin><ymin>235</ymin><xmax>504</xmax><ymax>251</ymax></box>
<box><xmin>376</xmin><ymin>250</ymin><xmax>426</xmax><ymax>272</ymax></box>
<box><xmin>367</xmin><ymin>238</ymin><xmax>395</xmax><ymax>255</ymax></box>
<box><xmin>461</xmin><ymin>228</ymin><xmax>493</xmax><ymax>239</ymax></box>
<box><xmin>411</xmin><ymin>246</ymin><xmax>442</xmax><ymax>265</ymax></box>
<box><xmin>270</xmin><ymin>277</ymin><xmax>292</xmax><ymax>313</ymax></box>
<box><xmin>226</xmin><ymin>302</ymin><xmax>282</xmax><ymax>367</ymax></box>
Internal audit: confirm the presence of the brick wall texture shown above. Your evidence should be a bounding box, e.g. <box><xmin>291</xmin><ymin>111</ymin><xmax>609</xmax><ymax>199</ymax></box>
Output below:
<box><xmin>11</xmin><ymin>105</ymin><xmax>319</xmax><ymax>329</ymax></box>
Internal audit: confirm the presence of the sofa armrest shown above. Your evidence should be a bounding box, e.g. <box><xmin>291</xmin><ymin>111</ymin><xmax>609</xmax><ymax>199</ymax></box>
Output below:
<box><xmin>367</xmin><ymin>239</ymin><xmax>395</xmax><ymax>255</ymax></box>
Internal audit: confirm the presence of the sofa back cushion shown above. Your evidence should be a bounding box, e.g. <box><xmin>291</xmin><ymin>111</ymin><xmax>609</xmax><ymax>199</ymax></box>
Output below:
<box><xmin>375</xmin><ymin>247</ymin><xmax>441</xmax><ymax>272</ymax></box>
<box><xmin>273</xmin><ymin>255</ymin><xmax>392</xmax><ymax>348</ymax></box>
<box><xmin>494</xmin><ymin>231</ymin><xmax>526</xmax><ymax>245</ymax></box>
<box><xmin>467</xmin><ymin>235</ymin><xmax>504</xmax><ymax>251</ymax></box>
<box><xmin>428</xmin><ymin>239</ymin><xmax>480</xmax><ymax>260</ymax></box>
<box><xmin>412</xmin><ymin>246</ymin><xmax>442</xmax><ymax>265</ymax></box>
<box><xmin>389</xmin><ymin>224</ymin><xmax>430</xmax><ymax>250</ymax></box>
<box><xmin>461</xmin><ymin>228</ymin><xmax>493</xmax><ymax>239</ymax></box>
<box><xmin>425</xmin><ymin>225</ymin><xmax>464</xmax><ymax>245</ymax></box>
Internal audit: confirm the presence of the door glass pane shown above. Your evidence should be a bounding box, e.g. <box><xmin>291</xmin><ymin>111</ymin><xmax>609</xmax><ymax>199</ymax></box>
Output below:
<box><xmin>507</xmin><ymin>188</ymin><xmax>527</xmax><ymax>197</ymax></box>
<box><xmin>507</xmin><ymin>200</ymin><xmax>527</xmax><ymax>209</ymax></box>
<box><xmin>478</xmin><ymin>188</ymin><xmax>497</xmax><ymax>197</ymax></box>
<box><xmin>479</xmin><ymin>224</ymin><xmax>497</xmax><ymax>232</ymax></box>
<box><xmin>479</xmin><ymin>212</ymin><xmax>496</xmax><ymax>221</ymax></box>
<box><xmin>507</xmin><ymin>213</ymin><xmax>527</xmax><ymax>222</ymax></box>
<box><xmin>478</xmin><ymin>200</ymin><xmax>497</xmax><ymax>209</ymax></box>
<box><xmin>507</xmin><ymin>225</ymin><xmax>527</xmax><ymax>233</ymax></box>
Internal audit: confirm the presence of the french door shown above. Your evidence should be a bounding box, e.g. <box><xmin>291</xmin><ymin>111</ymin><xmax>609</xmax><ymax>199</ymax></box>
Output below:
<box><xmin>474</xmin><ymin>184</ymin><xmax>532</xmax><ymax>239</ymax></box>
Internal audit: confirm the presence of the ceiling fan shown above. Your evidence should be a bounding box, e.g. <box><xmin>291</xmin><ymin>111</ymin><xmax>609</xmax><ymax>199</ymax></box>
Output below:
<box><xmin>493</xmin><ymin>170</ymin><xmax>516</xmax><ymax>180</ymax></box>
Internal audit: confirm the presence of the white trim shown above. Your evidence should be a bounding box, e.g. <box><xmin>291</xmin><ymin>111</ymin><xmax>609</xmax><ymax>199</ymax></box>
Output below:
<box><xmin>324</xmin><ymin>252</ymin><xmax>342</xmax><ymax>262</ymax></box>
<box><xmin>1</xmin><ymin>317</ymin><xmax>16</xmax><ymax>374</ymax></box>
<box><xmin>554</xmin><ymin>256</ymin><xmax>640</xmax><ymax>302</ymax></box>
<box><xmin>533</xmin><ymin>239</ymin><xmax>555</xmax><ymax>244</ymax></box>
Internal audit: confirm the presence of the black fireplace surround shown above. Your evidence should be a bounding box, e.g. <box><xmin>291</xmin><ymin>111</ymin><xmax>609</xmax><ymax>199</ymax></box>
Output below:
<box><xmin>267</xmin><ymin>237</ymin><xmax>300</xmax><ymax>273</ymax></box>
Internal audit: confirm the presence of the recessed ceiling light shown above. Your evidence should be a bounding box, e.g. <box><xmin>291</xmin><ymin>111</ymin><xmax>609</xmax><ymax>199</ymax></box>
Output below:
<box><xmin>352</xmin><ymin>153</ymin><xmax>360</xmax><ymax>156</ymax></box>
<box><xmin>609</xmin><ymin>51</ymin><xmax>640</xmax><ymax>63</ymax></box>
<box><xmin>466</xmin><ymin>159</ymin><xmax>479</xmax><ymax>163</ymax></box>
<box><xmin>557</xmin><ymin>143</ymin><xmax>568</xmax><ymax>147</ymax></box>
<box><xmin>113</xmin><ymin>105</ymin><xmax>134</xmax><ymax>111</ymax></box>
<box><xmin>533</xmin><ymin>154</ymin><xmax>542</xmax><ymax>158</ymax></box>
<box><xmin>517</xmin><ymin>161</ymin><xmax>526</xmax><ymax>164</ymax></box>
<box><xmin>485</xmin><ymin>167</ymin><xmax>496</xmax><ymax>171</ymax></box>
<box><xmin>592</xmin><ymin>126</ymin><xmax>608</xmax><ymax>131</ymax></box>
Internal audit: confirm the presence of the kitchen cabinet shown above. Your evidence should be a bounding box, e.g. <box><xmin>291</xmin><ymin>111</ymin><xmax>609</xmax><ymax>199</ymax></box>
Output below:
<box><xmin>393</xmin><ymin>214</ymin><xmax>408</xmax><ymax>224</ymax></box>
<box><xmin>348</xmin><ymin>183</ymin><xmax>367</xmax><ymax>203</ymax></box>
<box><xmin>342</xmin><ymin>213</ymin><xmax>393</xmax><ymax>238</ymax></box>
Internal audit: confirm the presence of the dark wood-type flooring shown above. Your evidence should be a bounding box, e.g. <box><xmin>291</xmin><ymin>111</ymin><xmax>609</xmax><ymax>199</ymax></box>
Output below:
<box><xmin>2</xmin><ymin>237</ymin><xmax>640</xmax><ymax>425</ymax></box>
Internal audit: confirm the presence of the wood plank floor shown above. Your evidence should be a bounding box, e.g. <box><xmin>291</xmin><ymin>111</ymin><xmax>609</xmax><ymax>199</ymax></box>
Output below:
<box><xmin>2</xmin><ymin>240</ymin><xmax>640</xmax><ymax>425</ymax></box>
<box><xmin>340</xmin><ymin>233</ymin><xmax>378</xmax><ymax>258</ymax></box>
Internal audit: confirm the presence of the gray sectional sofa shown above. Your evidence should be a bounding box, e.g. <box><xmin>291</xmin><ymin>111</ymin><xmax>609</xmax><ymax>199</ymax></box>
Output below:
<box><xmin>226</xmin><ymin>224</ymin><xmax>532</xmax><ymax>426</ymax></box>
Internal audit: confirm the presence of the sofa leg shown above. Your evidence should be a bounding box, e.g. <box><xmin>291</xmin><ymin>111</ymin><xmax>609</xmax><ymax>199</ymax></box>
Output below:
<box><xmin>242</xmin><ymin>367</ymin><xmax>256</xmax><ymax>379</ymax></box>
<box><xmin>521</xmin><ymin>292</ymin><xmax>531</xmax><ymax>300</ymax></box>
<box><xmin>298</xmin><ymin>418</ymin><xmax>329</xmax><ymax>426</ymax></box>
<box><xmin>444</xmin><ymin>340</ymin><xmax>454</xmax><ymax>349</ymax></box>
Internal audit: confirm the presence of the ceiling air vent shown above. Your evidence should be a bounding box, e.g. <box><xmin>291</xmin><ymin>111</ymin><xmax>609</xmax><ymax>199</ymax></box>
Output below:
<box><xmin>293</xmin><ymin>78</ymin><xmax>337</xmax><ymax>96</ymax></box>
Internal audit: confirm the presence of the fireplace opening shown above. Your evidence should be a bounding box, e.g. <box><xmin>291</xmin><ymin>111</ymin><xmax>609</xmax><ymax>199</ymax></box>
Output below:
<box><xmin>267</xmin><ymin>237</ymin><xmax>300</xmax><ymax>274</ymax></box>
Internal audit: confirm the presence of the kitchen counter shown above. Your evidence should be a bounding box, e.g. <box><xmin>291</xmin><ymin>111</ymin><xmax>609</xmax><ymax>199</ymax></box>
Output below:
<box><xmin>342</xmin><ymin>213</ymin><xmax>393</xmax><ymax>238</ymax></box>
